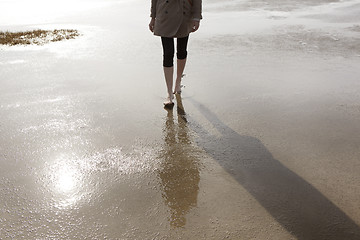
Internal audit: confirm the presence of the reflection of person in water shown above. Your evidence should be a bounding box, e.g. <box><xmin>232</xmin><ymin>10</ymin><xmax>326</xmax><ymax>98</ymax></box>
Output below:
<box><xmin>157</xmin><ymin>95</ymin><xmax>200</xmax><ymax>228</ymax></box>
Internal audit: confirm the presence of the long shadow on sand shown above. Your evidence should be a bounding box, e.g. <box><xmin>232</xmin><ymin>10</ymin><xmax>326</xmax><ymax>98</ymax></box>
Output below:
<box><xmin>187</xmin><ymin>98</ymin><xmax>360</xmax><ymax>240</ymax></box>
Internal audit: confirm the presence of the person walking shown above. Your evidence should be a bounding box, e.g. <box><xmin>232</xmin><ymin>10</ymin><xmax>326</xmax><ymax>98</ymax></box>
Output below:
<box><xmin>149</xmin><ymin>0</ymin><xmax>202</xmax><ymax>107</ymax></box>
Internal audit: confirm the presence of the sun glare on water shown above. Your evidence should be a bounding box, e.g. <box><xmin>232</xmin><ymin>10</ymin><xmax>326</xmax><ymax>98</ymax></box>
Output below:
<box><xmin>44</xmin><ymin>154</ymin><xmax>86</xmax><ymax>209</ymax></box>
<box><xmin>56</xmin><ymin>165</ymin><xmax>79</xmax><ymax>193</ymax></box>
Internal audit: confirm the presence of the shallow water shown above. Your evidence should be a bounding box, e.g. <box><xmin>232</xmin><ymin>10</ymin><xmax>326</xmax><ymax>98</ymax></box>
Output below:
<box><xmin>1</xmin><ymin>0</ymin><xmax>360</xmax><ymax>239</ymax></box>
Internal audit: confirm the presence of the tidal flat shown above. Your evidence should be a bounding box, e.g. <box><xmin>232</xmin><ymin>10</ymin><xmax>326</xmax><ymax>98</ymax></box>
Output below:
<box><xmin>1</xmin><ymin>0</ymin><xmax>360</xmax><ymax>239</ymax></box>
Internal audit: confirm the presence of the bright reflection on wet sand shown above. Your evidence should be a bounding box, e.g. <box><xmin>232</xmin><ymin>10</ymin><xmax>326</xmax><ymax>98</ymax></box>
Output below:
<box><xmin>56</xmin><ymin>165</ymin><xmax>78</xmax><ymax>193</ymax></box>
<box><xmin>158</xmin><ymin>95</ymin><xmax>200</xmax><ymax>228</ymax></box>
<box><xmin>47</xmin><ymin>155</ymin><xmax>84</xmax><ymax>209</ymax></box>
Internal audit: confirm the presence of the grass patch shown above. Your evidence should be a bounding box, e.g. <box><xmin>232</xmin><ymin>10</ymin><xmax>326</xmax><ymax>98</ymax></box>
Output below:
<box><xmin>0</xmin><ymin>29</ymin><xmax>79</xmax><ymax>46</ymax></box>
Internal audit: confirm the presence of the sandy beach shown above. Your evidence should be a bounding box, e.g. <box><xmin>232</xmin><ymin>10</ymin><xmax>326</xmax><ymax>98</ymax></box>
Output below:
<box><xmin>1</xmin><ymin>0</ymin><xmax>360</xmax><ymax>239</ymax></box>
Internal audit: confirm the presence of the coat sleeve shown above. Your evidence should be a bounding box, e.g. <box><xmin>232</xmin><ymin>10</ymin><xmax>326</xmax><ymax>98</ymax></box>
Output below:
<box><xmin>191</xmin><ymin>0</ymin><xmax>202</xmax><ymax>20</ymax></box>
<box><xmin>151</xmin><ymin>0</ymin><xmax>157</xmax><ymax>18</ymax></box>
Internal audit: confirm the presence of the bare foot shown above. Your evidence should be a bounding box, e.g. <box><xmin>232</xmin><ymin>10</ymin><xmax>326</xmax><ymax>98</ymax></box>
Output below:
<box><xmin>163</xmin><ymin>95</ymin><xmax>174</xmax><ymax>107</ymax></box>
<box><xmin>173</xmin><ymin>81</ymin><xmax>183</xmax><ymax>94</ymax></box>
<box><xmin>174</xmin><ymin>74</ymin><xmax>185</xmax><ymax>94</ymax></box>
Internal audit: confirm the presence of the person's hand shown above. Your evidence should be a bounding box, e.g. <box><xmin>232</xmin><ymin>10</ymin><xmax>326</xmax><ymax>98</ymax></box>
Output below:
<box><xmin>149</xmin><ymin>18</ymin><xmax>155</xmax><ymax>32</ymax></box>
<box><xmin>191</xmin><ymin>20</ymin><xmax>200</xmax><ymax>32</ymax></box>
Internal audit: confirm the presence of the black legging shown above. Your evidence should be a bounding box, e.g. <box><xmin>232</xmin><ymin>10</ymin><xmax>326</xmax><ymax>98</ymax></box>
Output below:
<box><xmin>161</xmin><ymin>36</ymin><xmax>189</xmax><ymax>67</ymax></box>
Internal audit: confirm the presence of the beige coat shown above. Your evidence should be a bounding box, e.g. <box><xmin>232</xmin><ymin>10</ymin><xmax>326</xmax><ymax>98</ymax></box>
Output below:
<box><xmin>151</xmin><ymin>0</ymin><xmax>202</xmax><ymax>38</ymax></box>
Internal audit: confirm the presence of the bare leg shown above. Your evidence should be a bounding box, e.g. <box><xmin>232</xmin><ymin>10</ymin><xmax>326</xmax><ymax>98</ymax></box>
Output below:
<box><xmin>163</xmin><ymin>66</ymin><xmax>174</xmax><ymax>105</ymax></box>
<box><xmin>174</xmin><ymin>58</ymin><xmax>186</xmax><ymax>94</ymax></box>
<box><xmin>174</xmin><ymin>36</ymin><xmax>189</xmax><ymax>94</ymax></box>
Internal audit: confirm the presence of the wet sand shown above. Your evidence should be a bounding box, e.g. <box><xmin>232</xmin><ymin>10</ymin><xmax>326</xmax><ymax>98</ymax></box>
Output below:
<box><xmin>1</xmin><ymin>0</ymin><xmax>360</xmax><ymax>239</ymax></box>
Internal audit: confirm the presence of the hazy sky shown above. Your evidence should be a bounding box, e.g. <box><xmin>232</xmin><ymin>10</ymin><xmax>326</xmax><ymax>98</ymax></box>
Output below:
<box><xmin>0</xmin><ymin>0</ymin><xmax>120</xmax><ymax>26</ymax></box>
